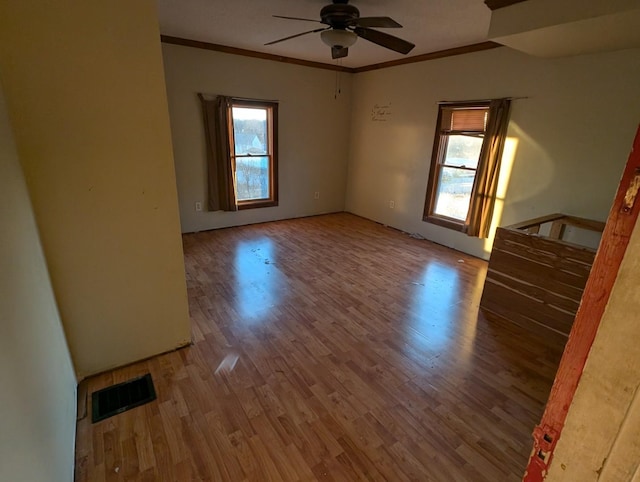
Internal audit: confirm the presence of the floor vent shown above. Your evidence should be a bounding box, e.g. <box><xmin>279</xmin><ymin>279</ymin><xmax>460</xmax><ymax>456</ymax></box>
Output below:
<box><xmin>91</xmin><ymin>373</ymin><xmax>156</xmax><ymax>423</ymax></box>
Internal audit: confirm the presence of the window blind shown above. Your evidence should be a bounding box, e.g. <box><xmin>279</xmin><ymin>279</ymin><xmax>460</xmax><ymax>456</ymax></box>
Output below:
<box><xmin>441</xmin><ymin>108</ymin><xmax>488</xmax><ymax>133</ymax></box>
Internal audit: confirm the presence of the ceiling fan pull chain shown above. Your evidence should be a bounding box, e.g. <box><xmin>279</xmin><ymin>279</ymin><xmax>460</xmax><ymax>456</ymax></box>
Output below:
<box><xmin>334</xmin><ymin>60</ymin><xmax>342</xmax><ymax>99</ymax></box>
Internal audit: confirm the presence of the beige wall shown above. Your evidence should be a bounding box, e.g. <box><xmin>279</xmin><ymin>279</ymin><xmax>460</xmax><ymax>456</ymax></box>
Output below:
<box><xmin>546</xmin><ymin>191</ymin><xmax>640</xmax><ymax>481</ymax></box>
<box><xmin>345</xmin><ymin>46</ymin><xmax>640</xmax><ymax>259</ymax></box>
<box><xmin>162</xmin><ymin>43</ymin><xmax>352</xmax><ymax>233</ymax></box>
<box><xmin>0</xmin><ymin>1</ymin><xmax>191</xmax><ymax>378</ymax></box>
<box><xmin>0</xmin><ymin>83</ymin><xmax>76</xmax><ymax>481</ymax></box>
<box><xmin>488</xmin><ymin>0</ymin><xmax>640</xmax><ymax>57</ymax></box>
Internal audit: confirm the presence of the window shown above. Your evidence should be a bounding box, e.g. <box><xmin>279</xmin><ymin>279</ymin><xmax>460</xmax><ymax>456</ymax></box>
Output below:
<box><xmin>423</xmin><ymin>99</ymin><xmax>511</xmax><ymax>237</ymax></box>
<box><xmin>425</xmin><ymin>103</ymin><xmax>488</xmax><ymax>227</ymax></box>
<box><xmin>228</xmin><ymin>100</ymin><xmax>278</xmax><ymax>209</ymax></box>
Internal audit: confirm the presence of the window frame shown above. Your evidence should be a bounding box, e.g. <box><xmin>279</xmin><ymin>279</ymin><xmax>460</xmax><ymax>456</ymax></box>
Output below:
<box><xmin>228</xmin><ymin>99</ymin><xmax>279</xmax><ymax>210</ymax></box>
<box><xmin>423</xmin><ymin>101</ymin><xmax>490</xmax><ymax>232</ymax></box>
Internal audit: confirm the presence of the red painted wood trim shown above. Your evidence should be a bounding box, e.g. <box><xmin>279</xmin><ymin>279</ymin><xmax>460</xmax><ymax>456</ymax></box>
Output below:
<box><xmin>523</xmin><ymin>124</ymin><xmax>640</xmax><ymax>481</ymax></box>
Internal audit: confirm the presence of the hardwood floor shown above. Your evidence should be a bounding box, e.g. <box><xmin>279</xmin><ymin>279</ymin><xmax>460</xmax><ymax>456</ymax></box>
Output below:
<box><xmin>75</xmin><ymin>213</ymin><xmax>565</xmax><ymax>481</ymax></box>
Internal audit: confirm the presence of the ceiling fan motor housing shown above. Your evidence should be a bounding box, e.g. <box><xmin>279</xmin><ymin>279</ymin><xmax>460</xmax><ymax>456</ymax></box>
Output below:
<box><xmin>267</xmin><ymin>0</ymin><xmax>415</xmax><ymax>59</ymax></box>
<box><xmin>320</xmin><ymin>3</ymin><xmax>360</xmax><ymax>29</ymax></box>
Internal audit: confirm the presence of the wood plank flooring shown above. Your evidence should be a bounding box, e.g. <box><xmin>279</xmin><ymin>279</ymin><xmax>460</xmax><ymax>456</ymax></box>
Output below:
<box><xmin>74</xmin><ymin>213</ymin><xmax>565</xmax><ymax>481</ymax></box>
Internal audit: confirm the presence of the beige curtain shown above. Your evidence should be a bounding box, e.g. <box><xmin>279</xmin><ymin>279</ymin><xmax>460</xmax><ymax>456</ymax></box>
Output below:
<box><xmin>465</xmin><ymin>98</ymin><xmax>511</xmax><ymax>238</ymax></box>
<box><xmin>199</xmin><ymin>94</ymin><xmax>237</xmax><ymax>212</ymax></box>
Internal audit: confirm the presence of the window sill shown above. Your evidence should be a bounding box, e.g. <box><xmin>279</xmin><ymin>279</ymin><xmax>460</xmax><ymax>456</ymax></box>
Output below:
<box><xmin>423</xmin><ymin>214</ymin><xmax>466</xmax><ymax>232</ymax></box>
<box><xmin>237</xmin><ymin>200</ymin><xmax>278</xmax><ymax>210</ymax></box>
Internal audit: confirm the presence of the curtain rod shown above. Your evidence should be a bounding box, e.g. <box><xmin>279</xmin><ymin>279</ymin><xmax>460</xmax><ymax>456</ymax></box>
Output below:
<box><xmin>198</xmin><ymin>93</ymin><xmax>279</xmax><ymax>103</ymax></box>
<box><xmin>438</xmin><ymin>96</ymin><xmax>529</xmax><ymax>105</ymax></box>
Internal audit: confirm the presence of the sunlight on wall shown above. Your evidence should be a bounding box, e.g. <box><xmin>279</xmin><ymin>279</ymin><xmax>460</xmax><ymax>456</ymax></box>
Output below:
<box><xmin>504</xmin><ymin>122</ymin><xmax>556</xmax><ymax>198</ymax></box>
<box><xmin>483</xmin><ymin>136</ymin><xmax>519</xmax><ymax>255</ymax></box>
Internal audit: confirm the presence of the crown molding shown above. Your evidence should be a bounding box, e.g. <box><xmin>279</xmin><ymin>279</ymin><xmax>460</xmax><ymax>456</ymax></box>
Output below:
<box><xmin>161</xmin><ymin>35</ymin><xmax>354</xmax><ymax>73</ymax></box>
<box><xmin>484</xmin><ymin>0</ymin><xmax>527</xmax><ymax>10</ymax></box>
<box><xmin>352</xmin><ymin>42</ymin><xmax>502</xmax><ymax>73</ymax></box>
<box><xmin>161</xmin><ymin>36</ymin><xmax>503</xmax><ymax>74</ymax></box>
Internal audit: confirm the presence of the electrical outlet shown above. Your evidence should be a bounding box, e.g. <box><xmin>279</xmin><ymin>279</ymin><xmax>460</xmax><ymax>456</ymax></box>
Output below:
<box><xmin>389</xmin><ymin>200</ymin><xmax>395</xmax><ymax>209</ymax></box>
<box><xmin>314</xmin><ymin>191</ymin><xmax>320</xmax><ymax>200</ymax></box>
<box><xmin>195</xmin><ymin>202</ymin><xmax>202</xmax><ymax>212</ymax></box>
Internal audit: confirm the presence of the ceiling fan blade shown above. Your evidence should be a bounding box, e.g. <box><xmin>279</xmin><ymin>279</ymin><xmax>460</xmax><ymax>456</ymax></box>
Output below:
<box><xmin>273</xmin><ymin>15</ymin><xmax>324</xmax><ymax>24</ymax></box>
<box><xmin>265</xmin><ymin>27</ymin><xmax>328</xmax><ymax>46</ymax></box>
<box><xmin>353</xmin><ymin>27</ymin><xmax>415</xmax><ymax>54</ymax></box>
<box><xmin>353</xmin><ymin>17</ymin><xmax>402</xmax><ymax>28</ymax></box>
<box><xmin>332</xmin><ymin>46</ymin><xmax>349</xmax><ymax>59</ymax></box>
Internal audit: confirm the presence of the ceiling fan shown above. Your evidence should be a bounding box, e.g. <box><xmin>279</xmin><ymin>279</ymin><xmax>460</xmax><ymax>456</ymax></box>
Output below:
<box><xmin>265</xmin><ymin>0</ymin><xmax>415</xmax><ymax>60</ymax></box>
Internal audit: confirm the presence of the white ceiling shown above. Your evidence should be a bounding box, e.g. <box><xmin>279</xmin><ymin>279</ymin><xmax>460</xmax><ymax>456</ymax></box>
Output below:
<box><xmin>156</xmin><ymin>0</ymin><xmax>493</xmax><ymax>69</ymax></box>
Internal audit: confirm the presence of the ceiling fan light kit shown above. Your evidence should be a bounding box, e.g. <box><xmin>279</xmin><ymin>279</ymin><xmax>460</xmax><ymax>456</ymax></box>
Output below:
<box><xmin>321</xmin><ymin>29</ymin><xmax>357</xmax><ymax>48</ymax></box>
<box><xmin>267</xmin><ymin>0</ymin><xmax>415</xmax><ymax>60</ymax></box>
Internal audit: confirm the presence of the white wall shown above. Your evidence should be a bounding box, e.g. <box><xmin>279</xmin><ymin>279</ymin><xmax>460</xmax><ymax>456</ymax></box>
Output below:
<box><xmin>0</xmin><ymin>83</ymin><xmax>76</xmax><ymax>482</ymax></box>
<box><xmin>488</xmin><ymin>0</ymin><xmax>640</xmax><ymax>59</ymax></box>
<box><xmin>162</xmin><ymin>43</ymin><xmax>352</xmax><ymax>233</ymax></box>
<box><xmin>0</xmin><ymin>1</ymin><xmax>191</xmax><ymax>378</ymax></box>
<box><xmin>346</xmin><ymin>46</ymin><xmax>640</xmax><ymax>259</ymax></box>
